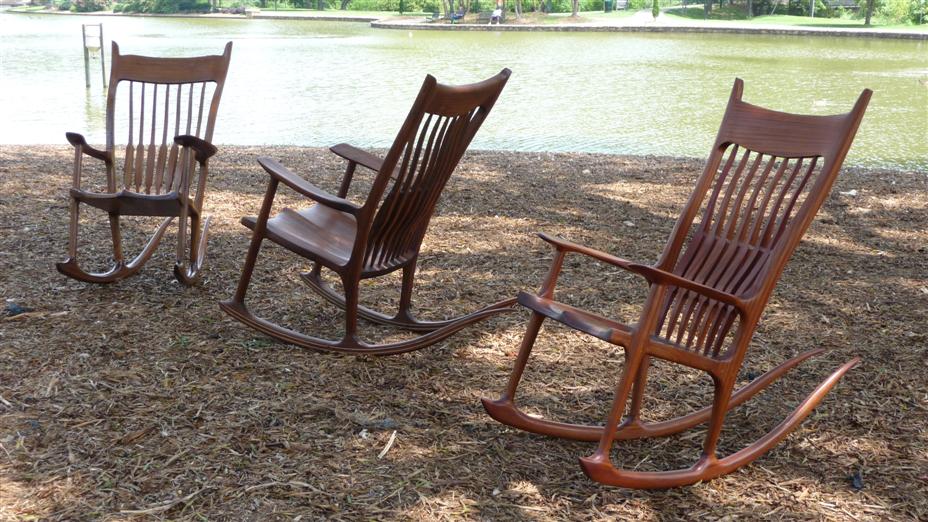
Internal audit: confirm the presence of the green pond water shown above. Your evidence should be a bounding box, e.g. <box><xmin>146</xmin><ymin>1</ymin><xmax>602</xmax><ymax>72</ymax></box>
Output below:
<box><xmin>1</xmin><ymin>13</ymin><xmax>926</xmax><ymax>169</ymax></box>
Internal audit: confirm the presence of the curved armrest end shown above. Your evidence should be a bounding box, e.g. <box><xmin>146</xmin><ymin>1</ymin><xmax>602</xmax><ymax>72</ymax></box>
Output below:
<box><xmin>66</xmin><ymin>132</ymin><xmax>111</xmax><ymax>163</ymax></box>
<box><xmin>174</xmin><ymin>135</ymin><xmax>218</xmax><ymax>163</ymax></box>
<box><xmin>65</xmin><ymin>132</ymin><xmax>87</xmax><ymax>147</ymax></box>
<box><xmin>329</xmin><ymin>143</ymin><xmax>384</xmax><ymax>172</ymax></box>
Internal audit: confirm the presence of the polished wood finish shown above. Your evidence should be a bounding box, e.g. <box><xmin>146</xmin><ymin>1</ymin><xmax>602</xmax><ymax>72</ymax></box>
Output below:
<box><xmin>57</xmin><ymin>41</ymin><xmax>232</xmax><ymax>285</ymax></box>
<box><xmin>483</xmin><ymin>79</ymin><xmax>871</xmax><ymax>488</ymax></box>
<box><xmin>220</xmin><ymin>70</ymin><xmax>516</xmax><ymax>355</ymax></box>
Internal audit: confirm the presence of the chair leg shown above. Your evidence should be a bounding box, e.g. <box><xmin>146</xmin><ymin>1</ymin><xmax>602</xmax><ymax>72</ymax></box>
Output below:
<box><xmin>66</xmin><ymin>197</ymin><xmax>80</xmax><ymax>260</ymax></box>
<box><xmin>623</xmin><ymin>355</ymin><xmax>651</xmax><ymax>430</ymax></box>
<box><xmin>395</xmin><ymin>262</ymin><xmax>418</xmax><ymax>323</ymax></box>
<box><xmin>341</xmin><ymin>274</ymin><xmax>361</xmax><ymax>345</ymax></box>
<box><xmin>482</xmin><ymin>312</ymin><xmax>545</xmax><ymax>413</ymax></box>
<box><xmin>583</xmin><ymin>347</ymin><xmax>648</xmax><ymax>461</ymax></box>
<box><xmin>108</xmin><ymin>213</ymin><xmax>125</xmax><ymax>264</ymax></box>
<box><xmin>174</xmin><ymin>213</ymin><xmax>212</xmax><ymax>286</ymax></box>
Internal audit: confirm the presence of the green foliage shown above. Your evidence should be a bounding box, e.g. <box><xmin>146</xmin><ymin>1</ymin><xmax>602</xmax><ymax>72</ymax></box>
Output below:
<box><xmin>70</xmin><ymin>0</ymin><xmax>110</xmax><ymax>10</ymax></box>
<box><xmin>346</xmin><ymin>0</ymin><xmax>439</xmax><ymax>10</ymax></box>
<box><xmin>787</xmin><ymin>0</ymin><xmax>830</xmax><ymax>16</ymax></box>
<box><xmin>878</xmin><ymin>0</ymin><xmax>925</xmax><ymax>22</ymax></box>
<box><xmin>117</xmin><ymin>0</ymin><xmax>210</xmax><ymax>12</ymax></box>
<box><xmin>55</xmin><ymin>0</ymin><xmax>72</xmax><ymax>10</ymax></box>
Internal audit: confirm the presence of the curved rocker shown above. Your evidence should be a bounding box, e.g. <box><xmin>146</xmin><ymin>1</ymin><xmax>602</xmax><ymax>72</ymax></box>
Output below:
<box><xmin>300</xmin><ymin>268</ymin><xmax>513</xmax><ymax>332</ymax></box>
<box><xmin>57</xmin><ymin>42</ymin><xmax>231</xmax><ymax>286</ymax></box>
<box><xmin>578</xmin><ymin>358</ymin><xmax>859</xmax><ymax>489</ymax></box>
<box><xmin>221</xmin><ymin>70</ymin><xmax>514</xmax><ymax>355</ymax></box>
<box><xmin>56</xmin><ymin>216</ymin><xmax>174</xmax><ymax>284</ymax></box>
<box><xmin>482</xmin><ymin>80</ymin><xmax>872</xmax><ymax>488</ymax></box>
<box><xmin>219</xmin><ymin>297</ymin><xmax>515</xmax><ymax>356</ymax></box>
<box><xmin>482</xmin><ymin>347</ymin><xmax>827</xmax><ymax>443</ymax></box>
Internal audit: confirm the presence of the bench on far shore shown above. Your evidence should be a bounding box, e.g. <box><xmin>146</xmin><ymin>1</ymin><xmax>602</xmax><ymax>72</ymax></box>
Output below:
<box><xmin>476</xmin><ymin>10</ymin><xmax>506</xmax><ymax>23</ymax></box>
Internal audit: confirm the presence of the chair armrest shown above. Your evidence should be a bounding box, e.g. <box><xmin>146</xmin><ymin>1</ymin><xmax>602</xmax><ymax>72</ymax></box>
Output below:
<box><xmin>257</xmin><ymin>156</ymin><xmax>361</xmax><ymax>214</ymax></box>
<box><xmin>65</xmin><ymin>132</ymin><xmax>111</xmax><ymax>164</ymax></box>
<box><xmin>629</xmin><ymin>264</ymin><xmax>748</xmax><ymax>310</ymax></box>
<box><xmin>538</xmin><ymin>233</ymin><xmax>635</xmax><ymax>270</ymax></box>
<box><xmin>538</xmin><ymin>233</ymin><xmax>747</xmax><ymax>311</ymax></box>
<box><xmin>329</xmin><ymin>143</ymin><xmax>384</xmax><ymax>172</ymax></box>
<box><xmin>174</xmin><ymin>135</ymin><xmax>218</xmax><ymax>163</ymax></box>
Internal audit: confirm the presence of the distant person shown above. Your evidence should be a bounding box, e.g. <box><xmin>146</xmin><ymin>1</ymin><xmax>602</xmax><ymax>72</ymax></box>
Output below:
<box><xmin>490</xmin><ymin>5</ymin><xmax>502</xmax><ymax>24</ymax></box>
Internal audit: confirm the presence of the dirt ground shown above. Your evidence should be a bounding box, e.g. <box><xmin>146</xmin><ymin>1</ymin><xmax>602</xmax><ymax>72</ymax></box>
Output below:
<box><xmin>1</xmin><ymin>145</ymin><xmax>926</xmax><ymax>520</ymax></box>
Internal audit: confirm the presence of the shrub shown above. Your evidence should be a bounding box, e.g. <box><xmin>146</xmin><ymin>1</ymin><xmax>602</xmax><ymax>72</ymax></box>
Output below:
<box><xmin>119</xmin><ymin>0</ymin><xmax>209</xmax><ymax>12</ymax></box>
<box><xmin>70</xmin><ymin>0</ymin><xmax>110</xmax><ymax>11</ymax></box>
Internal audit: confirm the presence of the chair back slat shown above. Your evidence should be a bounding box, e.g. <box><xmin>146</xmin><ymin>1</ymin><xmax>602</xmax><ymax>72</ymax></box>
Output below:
<box><xmin>104</xmin><ymin>42</ymin><xmax>231</xmax><ymax>196</ymax></box>
<box><xmin>651</xmin><ymin>79</ymin><xmax>871</xmax><ymax>359</ymax></box>
<box><xmin>357</xmin><ymin>70</ymin><xmax>510</xmax><ymax>274</ymax></box>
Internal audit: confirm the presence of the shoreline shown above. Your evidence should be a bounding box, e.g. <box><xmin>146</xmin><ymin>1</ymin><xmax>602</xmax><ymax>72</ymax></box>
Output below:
<box><xmin>9</xmin><ymin>144</ymin><xmax>926</xmax><ymax>175</ymax></box>
<box><xmin>4</xmin><ymin>7</ymin><xmax>926</xmax><ymax>40</ymax></box>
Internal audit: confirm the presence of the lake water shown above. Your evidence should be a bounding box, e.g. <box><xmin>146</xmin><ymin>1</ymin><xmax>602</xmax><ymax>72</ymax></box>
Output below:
<box><xmin>1</xmin><ymin>13</ymin><xmax>926</xmax><ymax>169</ymax></box>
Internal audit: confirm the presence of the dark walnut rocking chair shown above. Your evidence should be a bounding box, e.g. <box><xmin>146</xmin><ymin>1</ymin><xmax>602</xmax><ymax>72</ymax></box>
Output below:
<box><xmin>57</xmin><ymin>41</ymin><xmax>232</xmax><ymax>285</ymax></box>
<box><xmin>483</xmin><ymin>79</ymin><xmax>871</xmax><ymax>488</ymax></box>
<box><xmin>220</xmin><ymin>70</ymin><xmax>515</xmax><ymax>355</ymax></box>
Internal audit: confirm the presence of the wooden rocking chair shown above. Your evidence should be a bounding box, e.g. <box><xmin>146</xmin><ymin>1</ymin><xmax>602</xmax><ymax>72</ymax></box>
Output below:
<box><xmin>483</xmin><ymin>79</ymin><xmax>871</xmax><ymax>488</ymax></box>
<box><xmin>57</xmin><ymin>42</ymin><xmax>232</xmax><ymax>285</ymax></box>
<box><xmin>220</xmin><ymin>70</ymin><xmax>515</xmax><ymax>355</ymax></box>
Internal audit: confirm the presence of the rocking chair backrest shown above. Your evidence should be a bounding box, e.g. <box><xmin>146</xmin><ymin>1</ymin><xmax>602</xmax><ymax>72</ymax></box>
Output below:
<box><xmin>653</xmin><ymin>79</ymin><xmax>870</xmax><ymax>359</ymax></box>
<box><xmin>359</xmin><ymin>69</ymin><xmax>511</xmax><ymax>273</ymax></box>
<box><xmin>105</xmin><ymin>42</ymin><xmax>232</xmax><ymax>196</ymax></box>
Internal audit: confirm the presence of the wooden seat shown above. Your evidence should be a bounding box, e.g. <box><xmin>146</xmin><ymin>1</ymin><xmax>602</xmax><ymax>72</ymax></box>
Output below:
<box><xmin>220</xmin><ymin>70</ymin><xmax>517</xmax><ymax>355</ymax></box>
<box><xmin>241</xmin><ymin>206</ymin><xmax>357</xmax><ymax>268</ymax></box>
<box><xmin>56</xmin><ymin>42</ymin><xmax>232</xmax><ymax>285</ymax></box>
<box><xmin>483</xmin><ymin>79</ymin><xmax>871</xmax><ymax>488</ymax></box>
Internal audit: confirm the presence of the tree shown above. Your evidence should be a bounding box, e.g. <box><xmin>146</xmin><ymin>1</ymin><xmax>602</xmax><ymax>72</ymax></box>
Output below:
<box><xmin>652</xmin><ymin>0</ymin><xmax>659</xmax><ymax>17</ymax></box>
<box><xmin>571</xmin><ymin>0</ymin><xmax>579</xmax><ymax>16</ymax></box>
<box><xmin>865</xmin><ymin>0</ymin><xmax>874</xmax><ymax>24</ymax></box>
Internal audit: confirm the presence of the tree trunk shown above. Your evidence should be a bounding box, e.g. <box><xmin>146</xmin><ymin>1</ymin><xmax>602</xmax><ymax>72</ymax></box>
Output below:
<box><xmin>339</xmin><ymin>0</ymin><xmax>350</xmax><ymax>9</ymax></box>
<box><xmin>746</xmin><ymin>0</ymin><xmax>752</xmax><ymax>16</ymax></box>
<box><xmin>864</xmin><ymin>0</ymin><xmax>873</xmax><ymax>24</ymax></box>
<box><xmin>515</xmin><ymin>0</ymin><xmax>522</xmax><ymax>17</ymax></box>
<box><xmin>571</xmin><ymin>0</ymin><xmax>579</xmax><ymax>16</ymax></box>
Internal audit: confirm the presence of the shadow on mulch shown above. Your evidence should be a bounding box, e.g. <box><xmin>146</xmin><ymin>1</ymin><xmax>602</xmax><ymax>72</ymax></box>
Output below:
<box><xmin>1</xmin><ymin>146</ymin><xmax>926</xmax><ymax>520</ymax></box>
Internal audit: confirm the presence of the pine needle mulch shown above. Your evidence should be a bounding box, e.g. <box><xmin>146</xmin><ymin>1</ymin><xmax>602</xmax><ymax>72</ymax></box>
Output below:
<box><xmin>1</xmin><ymin>145</ymin><xmax>926</xmax><ymax>520</ymax></box>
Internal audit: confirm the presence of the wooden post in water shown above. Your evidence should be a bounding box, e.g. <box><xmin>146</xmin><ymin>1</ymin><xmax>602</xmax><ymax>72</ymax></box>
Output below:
<box><xmin>82</xmin><ymin>24</ymin><xmax>106</xmax><ymax>90</ymax></box>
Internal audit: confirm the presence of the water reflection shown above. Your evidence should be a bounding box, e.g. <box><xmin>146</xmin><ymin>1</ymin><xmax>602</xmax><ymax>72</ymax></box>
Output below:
<box><xmin>1</xmin><ymin>13</ymin><xmax>925</xmax><ymax>170</ymax></box>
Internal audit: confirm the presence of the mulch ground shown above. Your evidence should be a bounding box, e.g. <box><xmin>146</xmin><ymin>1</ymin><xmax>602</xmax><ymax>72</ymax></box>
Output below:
<box><xmin>1</xmin><ymin>145</ymin><xmax>926</xmax><ymax>520</ymax></box>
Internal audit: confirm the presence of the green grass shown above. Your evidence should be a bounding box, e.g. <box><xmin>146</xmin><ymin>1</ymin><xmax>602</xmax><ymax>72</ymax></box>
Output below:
<box><xmin>261</xmin><ymin>7</ymin><xmax>429</xmax><ymax>15</ymax></box>
<box><xmin>8</xmin><ymin>5</ymin><xmax>51</xmax><ymax>11</ymax></box>
<box><xmin>662</xmin><ymin>6</ymin><xmax>927</xmax><ymax>29</ymax></box>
